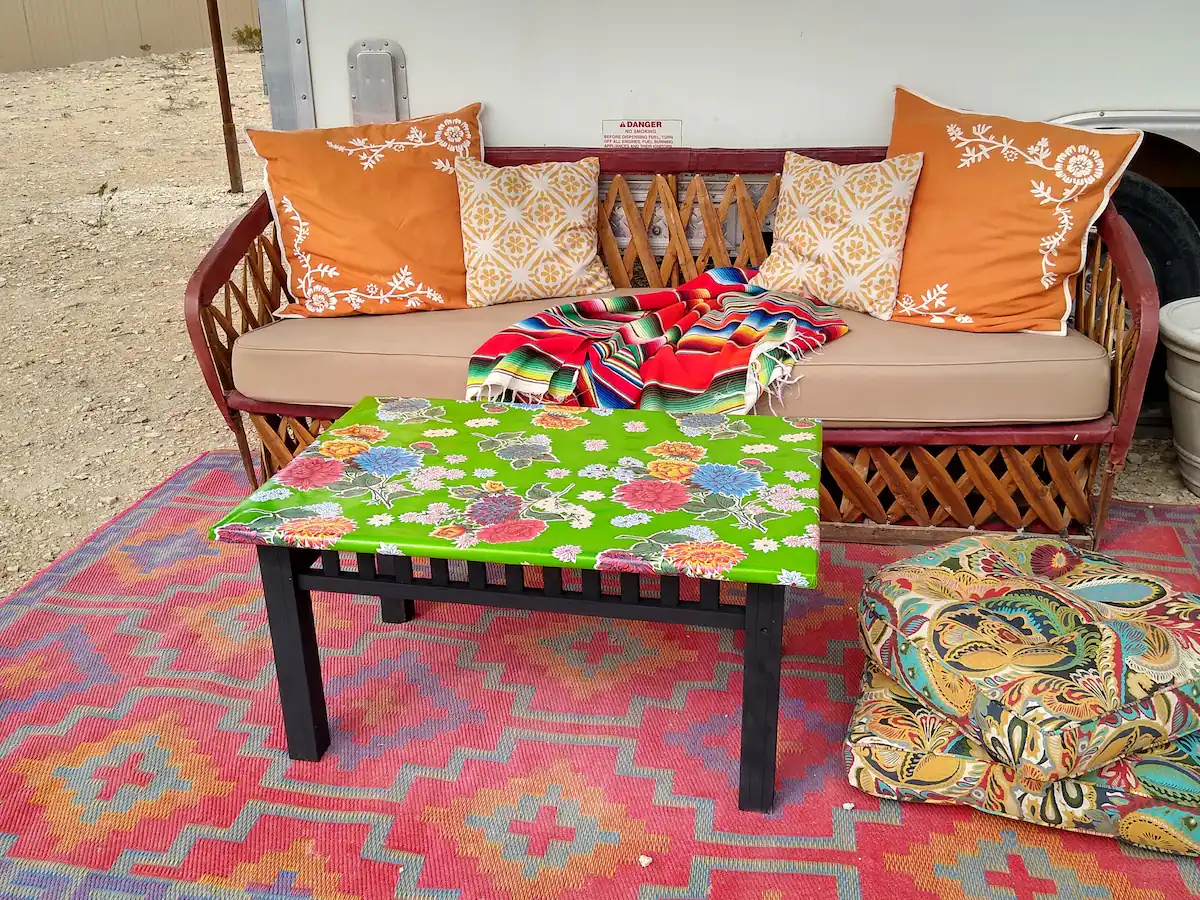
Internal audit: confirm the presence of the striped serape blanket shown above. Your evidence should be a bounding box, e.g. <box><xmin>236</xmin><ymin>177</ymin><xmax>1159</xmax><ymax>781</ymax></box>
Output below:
<box><xmin>465</xmin><ymin>267</ymin><xmax>849</xmax><ymax>414</ymax></box>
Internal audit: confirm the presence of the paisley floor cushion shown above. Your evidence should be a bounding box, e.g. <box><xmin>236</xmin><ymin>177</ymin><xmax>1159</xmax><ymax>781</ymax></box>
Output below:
<box><xmin>858</xmin><ymin>535</ymin><xmax>1200</xmax><ymax>789</ymax></box>
<box><xmin>846</xmin><ymin>662</ymin><xmax>1200</xmax><ymax>856</ymax></box>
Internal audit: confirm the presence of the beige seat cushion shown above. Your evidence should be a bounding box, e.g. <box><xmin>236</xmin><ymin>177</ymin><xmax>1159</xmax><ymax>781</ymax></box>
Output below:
<box><xmin>232</xmin><ymin>300</ymin><xmax>1110</xmax><ymax>427</ymax></box>
<box><xmin>782</xmin><ymin>309</ymin><xmax>1110</xmax><ymax>427</ymax></box>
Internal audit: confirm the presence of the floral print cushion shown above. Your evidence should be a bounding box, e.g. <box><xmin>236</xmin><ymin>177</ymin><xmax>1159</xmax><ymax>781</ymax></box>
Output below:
<box><xmin>846</xmin><ymin>662</ymin><xmax>1200</xmax><ymax>856</ymax></box>
<box><xmin>859</xmin><ymin>535</ymin><xmax>1200</xmax><ymax>788</ymax></box>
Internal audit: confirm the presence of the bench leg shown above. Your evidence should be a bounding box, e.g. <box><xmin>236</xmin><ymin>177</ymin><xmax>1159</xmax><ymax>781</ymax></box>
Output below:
<box><xmin>739</xmin><ymin>583</ymin><xmax>786</xmax><ymax>812</ymax></box>
<box><xmin>381</xmin><ymin>596</ymin><xmax>415</xmax><ymax>623</ymax></box>
<box><xmin>258</xmin><ymin>546</ymin><xmax>330</xmax><ymax>761</ymax></box>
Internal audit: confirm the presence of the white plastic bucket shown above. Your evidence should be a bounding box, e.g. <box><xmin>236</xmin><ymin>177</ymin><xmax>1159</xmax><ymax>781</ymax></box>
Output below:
<box><xmin>1160</xmin><ymin>297</ymin><xmax>1200</xmax><ymax>496</ymax></box>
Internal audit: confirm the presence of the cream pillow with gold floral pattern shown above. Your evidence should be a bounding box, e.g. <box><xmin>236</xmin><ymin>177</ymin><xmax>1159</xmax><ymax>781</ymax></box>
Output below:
<box><xmin>751</xmin><ymin>151</ymin><xmax>924</xmax><ymax>320</ymax></box>
<box><xmin>455</xmin><ymin>156</ymin><xmax>613</xmax><ymax>306</ymax></box>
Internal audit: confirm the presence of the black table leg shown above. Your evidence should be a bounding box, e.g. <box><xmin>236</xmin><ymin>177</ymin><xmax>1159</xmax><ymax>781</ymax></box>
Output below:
<box><xmin>739</xmin><ymin>582</ymin><xmax>786</xmax><ymax>812</ymax></box>
<box><xmin>376</xmin><ymin>556</ymin><xmax>415</xmax><ymax>623</ymax></box>
<box><xmin>257</xmin><ymin>545</ymin><xmax>330</xmax><ymax>761</ymax></box>
<box><xmin>381</xmin><ymin>595</ymin><xmax>415</xmax><ymax>624</ymax></box>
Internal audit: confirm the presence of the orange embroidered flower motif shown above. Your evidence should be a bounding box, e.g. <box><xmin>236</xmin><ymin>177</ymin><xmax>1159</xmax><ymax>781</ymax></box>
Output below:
<box><xmin>530</xmin><ymin>199</ymin><xmax>563</xmax><ymax>228</ymax></box>
<box><xmin>647</xmin><ymin>459</ymin><xmax>698</xmax><ymax>482</ymax></box>
<box><xmin>500</xmin><ymin>232</ymin><xmax>534</xmax><ymax>259</ymax></box>
<box><xmin>661</xmin><ymin>541</ymin><xmax>747</xmax><ymax>578</ymax></box>
<box><xmin>484</xmin><ymin>481</ymin><xmax>509</xmax><ymax>493</ymax></box>
<box><xmin>318</xmin><ymin>439</ymin><xmax>371</xmax><ymax>460</ymax></box>
<box><xmin>843</xmin><ymin>236</ymin><xmax>869</xmax><ymax>263</ymax></box>
<box><xmin>477</xmin><ymin>262</ymin><xmax>504</xmax><ymax>291</ymax></box>
<box><xmin>645</xmin><ymin>441</ymin><xmax>706</xmax><ymax>461</ymax></box>
<box><xmin>278</xmin><ymin>516</ymin><xmax>356</xmax><ymax>549</ymax></box>
<box><xmin>329</xmin><ymin>424</ymin><xmax>388</xmax><ymax>442</ymax></box>
<box><xmin>532</xmin><ymin>410</ymin><xmax>587</xmax><ymax>430</ymax></box>
<box><xmin>473</xmin><ymin>206</ymin><xmax>500</xmax><ymax>232</ymax></box>
<box><xmin>431</xmin><ymin>524</ymin><xmax>466</xmax><ymax>539</ymax></box>
<box><xmin>877</xmin><ymin>209</ymin><xmax>906</xmax><ymax>238</ymax></box>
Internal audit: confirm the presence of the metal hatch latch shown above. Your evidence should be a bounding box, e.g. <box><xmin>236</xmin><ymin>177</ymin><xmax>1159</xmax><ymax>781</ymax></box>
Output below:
<box><xmin>348</xmin><ymin>40</ymin><xmax>409</xmax><ymax>124</ymax></box>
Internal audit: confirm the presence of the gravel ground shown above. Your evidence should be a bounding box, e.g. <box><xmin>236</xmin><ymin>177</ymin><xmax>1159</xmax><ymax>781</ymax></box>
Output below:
<box><xmin>0</xmin><ymin>51</ymin><xmax>1194</xmax><ymax>597</ymax></box>
<box><xmin>0</xmin><ymin>50</ymin><xmax>269</xmax><ymax>597</ymax></box>
<box><xmin>1115</xmin><ymin>435</ymin><xmax>1196</xmax><ymax>507</ymax></box>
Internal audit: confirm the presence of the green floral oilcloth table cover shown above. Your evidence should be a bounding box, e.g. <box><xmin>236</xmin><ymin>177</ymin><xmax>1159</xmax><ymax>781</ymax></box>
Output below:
<box><xmin>211</xmin><ymin>398</ymin><xmax>822</xmax><ymax>587</ymax></box>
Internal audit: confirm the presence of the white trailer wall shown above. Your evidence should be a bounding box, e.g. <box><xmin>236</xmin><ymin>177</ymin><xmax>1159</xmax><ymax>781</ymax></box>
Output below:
<box><xmin>302</xmin><ymin>0</ymin><xmax>1200</xmax><ymax>146</ymax></box>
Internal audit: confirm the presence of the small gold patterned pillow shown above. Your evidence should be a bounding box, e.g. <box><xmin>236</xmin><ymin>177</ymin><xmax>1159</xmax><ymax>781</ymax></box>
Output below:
<box><xmin>751</xmin><ymin>151</ymin><xmax>924</xmax><ymax>320</ymax></box>
<box><xmin>455</xmin><ymin>156</ymin><xmax>613</xmax><ymax>306</ymax></box>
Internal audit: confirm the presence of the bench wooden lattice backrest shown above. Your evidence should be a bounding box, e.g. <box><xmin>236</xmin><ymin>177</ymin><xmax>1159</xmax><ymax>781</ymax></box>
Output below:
<box><xmin>486</xmin><ymin>147</ymin><xmax>886</xmax><ymax>289</ymax></box>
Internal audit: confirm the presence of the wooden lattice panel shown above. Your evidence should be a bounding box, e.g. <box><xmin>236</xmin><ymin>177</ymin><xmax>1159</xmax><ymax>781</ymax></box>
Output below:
<box><xmin>599</xmin><ymin>174</ymin><xmax>781</xmax><ymax>288</ymax></box>
<box><xmin>820</xmin><ymin>444</ymin><xmax>1100</xmax><ymax>537</ymax></box>
<box><xmin>251</xmin><ymin>414</ymin><xmax>334</xmax><ymax>478</ymax></box>
<box><xmin>198</xmin><ymin>225</ymin><xmax>287</xmax><ymax>397</ymax></box>
<box><xmin>1073</xmin><ymin>235</ymin><xmax>1139</xmax><ymax>416</ymax></box>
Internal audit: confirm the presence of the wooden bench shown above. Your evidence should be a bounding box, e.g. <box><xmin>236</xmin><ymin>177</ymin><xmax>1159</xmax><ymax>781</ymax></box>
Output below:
<box><xmin>186</xmin><ymin>147</ymin><xmax>1158</xmax><ymax>548</ymax></box>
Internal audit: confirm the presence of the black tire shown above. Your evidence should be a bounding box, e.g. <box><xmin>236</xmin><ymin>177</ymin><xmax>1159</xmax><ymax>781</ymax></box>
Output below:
<box><xmin>1111</xmin><ymin>172</ymin><xmax>1200</xmax><ymax>415</ymax></box>
<box><xmin>1113</xmin><ymin>171</ymin><xmax>1200</xmax><ymax>306</ymax></box>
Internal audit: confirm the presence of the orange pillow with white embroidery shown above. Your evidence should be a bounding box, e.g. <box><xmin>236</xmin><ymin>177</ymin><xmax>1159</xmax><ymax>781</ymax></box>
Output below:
<box><xmin>248</xmin><ymin>104</ymin><xmax>483</xmax><ymax>317</ymax></box>
<box><xmin>889</xmin><ymin>89</ymin><xmax>1141</xmax><ymax>333</ymax></box>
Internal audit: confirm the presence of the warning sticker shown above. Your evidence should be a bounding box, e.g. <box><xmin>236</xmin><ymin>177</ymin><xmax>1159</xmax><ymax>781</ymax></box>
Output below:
<box><xmin>602</xmin><ymin>119</ymin><xmax>683</xmax><ymax>149</ymax></box>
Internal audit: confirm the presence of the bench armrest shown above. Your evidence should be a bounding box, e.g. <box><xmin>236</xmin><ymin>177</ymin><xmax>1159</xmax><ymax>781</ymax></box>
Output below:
<box><xmin>1083</xmin><ymin>205</ymin><xmax>1160</xmax><ymax>470</ymax></box>
<box><xmin>183</xmin><ymin>194</ymin><xmax>283</xmax><ymax>429</ymax></box>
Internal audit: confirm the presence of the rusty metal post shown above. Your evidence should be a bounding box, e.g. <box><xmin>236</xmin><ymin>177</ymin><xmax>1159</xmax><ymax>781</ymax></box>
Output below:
<box><xmin>206</xmin><ymin>0</ymin><xmax>245</xmax><ymax>194</ymax></box>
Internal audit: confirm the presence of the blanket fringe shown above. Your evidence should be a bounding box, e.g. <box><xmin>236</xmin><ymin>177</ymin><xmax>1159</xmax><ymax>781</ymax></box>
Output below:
<box><xmin>753</xmin><ymin>333</ymin><xmax>824</xmax><ymax>414</ymax></box>
<box><xmin>468</xmin><ymin>383</ymin><xmax>558</xmax><ymax>407</ymax></box>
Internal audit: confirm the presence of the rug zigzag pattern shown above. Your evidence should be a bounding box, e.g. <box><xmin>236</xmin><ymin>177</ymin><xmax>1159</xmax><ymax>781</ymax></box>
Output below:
<box><xmin>0</xmin><ymin>451</ymin><xmax>1198</xmax><ymax>898</ymax></box>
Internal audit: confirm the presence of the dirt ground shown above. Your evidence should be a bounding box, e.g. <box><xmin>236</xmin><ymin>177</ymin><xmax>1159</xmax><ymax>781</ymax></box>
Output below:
<box><xmin>0</xmin><ymin>51</ymin><xmax>1195</xmax><ymax>597</ymax></box>
<box><xmin>0</xmin><ymin>50</ymin><xmax>269</xmax><ymax>597</ymax></box>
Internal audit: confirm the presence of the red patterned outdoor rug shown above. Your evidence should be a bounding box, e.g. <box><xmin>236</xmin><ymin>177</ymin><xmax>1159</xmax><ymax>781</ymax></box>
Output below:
<box><xmin>4</xmin><ymin>450</ymin><xmax>1200</xmax><ymax>899</ymax></box>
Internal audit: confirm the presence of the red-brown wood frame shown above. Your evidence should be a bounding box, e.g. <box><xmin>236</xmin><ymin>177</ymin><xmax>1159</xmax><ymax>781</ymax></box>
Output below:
<box><xmin>185</xmin><ymin>146</ymin><xmax>1159</xmax><ymax>547</ymax></box>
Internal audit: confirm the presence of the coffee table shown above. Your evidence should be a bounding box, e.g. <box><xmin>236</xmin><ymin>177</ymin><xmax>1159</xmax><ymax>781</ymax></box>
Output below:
<box><xmin>211</xmin><ymin>397</ymin><xmax>821</xmax><ymax>811</ymax></box>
